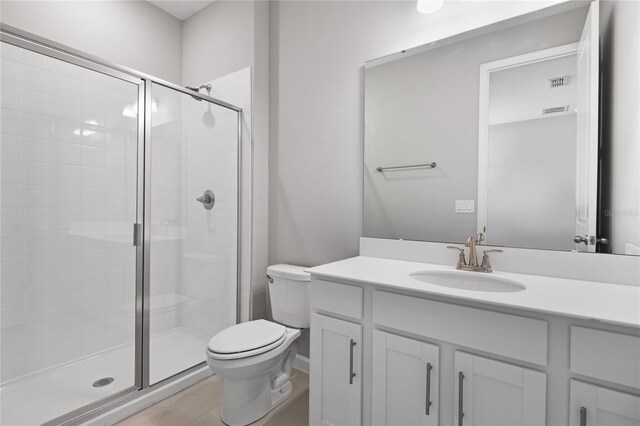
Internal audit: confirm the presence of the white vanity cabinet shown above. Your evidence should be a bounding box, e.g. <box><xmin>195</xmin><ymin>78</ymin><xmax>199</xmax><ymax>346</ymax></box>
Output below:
<box><xmin>308</xmin><ymin>262</ymin><xmax>640</xmax><ymax>426</ymax></box>
<box><xmin>568</xmin><ymin>327</ymin><xmax>640</xmax><ymax>426</ymax></box>
<box><xmin>310</xmin><ymin>312</ymin><xmax>362</xmax><ymax>426</ymax></box>
<box><xmin>372</xmin><ymin>330</ymin><xmax>440</xmax><ymax>426</ymax></box>
<box><xmin>569</xmin><ymin>381</ymin><xmax>640</xmax><ymax>426</ymax></box>
<box><xmin>454</xmin><ymin>352</ymin><xmax>547</xmax><ymax>426</ymax></box>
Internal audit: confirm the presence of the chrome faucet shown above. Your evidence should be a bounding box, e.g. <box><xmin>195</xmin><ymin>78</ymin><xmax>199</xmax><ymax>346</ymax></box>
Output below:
<box><xmin>447</xmin><ymin>233</ymin><xmax>502</xmax><ymax>272</ymax></box>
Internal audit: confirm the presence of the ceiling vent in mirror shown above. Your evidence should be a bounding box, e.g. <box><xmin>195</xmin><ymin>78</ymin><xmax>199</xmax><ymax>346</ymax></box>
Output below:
<box><xmin>548</xmin><ymin>76</ymin><xmax>569</xmax><ymax>88</ymax></box>
<box><xmin>542</xmin><ymin>105</ymin><xmax>570</xmax><ymax>115</ymax></box>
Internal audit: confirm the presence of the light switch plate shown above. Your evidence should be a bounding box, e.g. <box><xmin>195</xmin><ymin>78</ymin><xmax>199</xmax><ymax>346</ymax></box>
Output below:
<box><xmin>455</xmin><ymin>200</ymin><xmax>475</xmax><ymax>213</ymax></box>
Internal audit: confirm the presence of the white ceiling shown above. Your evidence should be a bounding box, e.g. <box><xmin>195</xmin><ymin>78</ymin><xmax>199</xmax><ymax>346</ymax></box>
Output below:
<box><xmin>489</xmin><ymin>53</ymin><xmax>577</xmax><ymax>125</ymax></box>
<box><xmin>147</xmin><ymin>0</ymin><xmax>215</xmax><ymax>21</ymax></box>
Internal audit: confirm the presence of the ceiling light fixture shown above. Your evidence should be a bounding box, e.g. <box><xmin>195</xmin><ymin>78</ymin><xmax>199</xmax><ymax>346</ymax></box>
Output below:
<box><xmin>417</xmin><ymin>0</ymin><xmax>444</xmax><ymax>14</ymax></box>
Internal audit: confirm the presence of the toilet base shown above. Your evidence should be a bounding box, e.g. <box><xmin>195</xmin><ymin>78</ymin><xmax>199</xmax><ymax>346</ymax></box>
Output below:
<box><xmin>220</xmin><ymin>376</ymin><xmax>293</xmax><ymax>426</ymax></box>
<box><xmin>207</xmin><ymin>326</ymin><xmax>301</xmax><ymax>426</ymax></box>
<box><xmin>271</xmin><ymin>380</ymin><xmax>293</xmax><ymax>409</ymax></box>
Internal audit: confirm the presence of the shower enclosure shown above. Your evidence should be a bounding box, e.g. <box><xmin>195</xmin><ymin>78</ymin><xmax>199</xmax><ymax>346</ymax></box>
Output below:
<box><xmin>0</xmin><ymin>25</ymin><xmax>242</xmax><ymax>425</ymax></box>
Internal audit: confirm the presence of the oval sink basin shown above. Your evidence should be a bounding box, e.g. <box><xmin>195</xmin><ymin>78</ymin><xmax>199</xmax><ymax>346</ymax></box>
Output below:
<box><xmin>411</xmin><ymin>271</ymin><xmax>526</xmax><ymax>293</ymax></box>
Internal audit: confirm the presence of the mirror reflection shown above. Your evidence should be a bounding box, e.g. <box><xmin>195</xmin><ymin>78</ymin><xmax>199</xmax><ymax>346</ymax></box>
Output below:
<box><xmin>363</xmin><ymin>1</ymin><xmax>639</xmax><ymax>255</ymax></box>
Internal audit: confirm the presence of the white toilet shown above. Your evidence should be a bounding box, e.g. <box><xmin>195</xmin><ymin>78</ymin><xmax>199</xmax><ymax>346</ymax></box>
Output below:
<box><xmin>206</xmin><ymin>264</ymin><xmax>310</xmax><ymax>426</ymax></box>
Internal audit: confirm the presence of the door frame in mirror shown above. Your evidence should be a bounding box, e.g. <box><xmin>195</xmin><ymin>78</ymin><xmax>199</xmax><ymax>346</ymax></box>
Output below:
<box><xmin>477</xmin><ymin>42</ymin><xmax>579</xmax><ymax>244</ymax></box>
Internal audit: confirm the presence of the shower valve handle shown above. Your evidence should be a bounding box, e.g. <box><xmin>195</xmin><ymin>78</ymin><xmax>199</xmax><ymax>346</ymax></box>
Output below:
<box><xmin>196</xmin><ymin>190</ymin><xmax>215</xmax><ymax>210</ymax></box>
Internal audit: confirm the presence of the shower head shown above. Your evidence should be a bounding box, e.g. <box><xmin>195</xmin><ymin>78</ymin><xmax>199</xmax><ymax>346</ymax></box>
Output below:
<box><xmin>185</xmin><ymin>83</ymin><xmax>212</xmax><ymax>101</ymax></box>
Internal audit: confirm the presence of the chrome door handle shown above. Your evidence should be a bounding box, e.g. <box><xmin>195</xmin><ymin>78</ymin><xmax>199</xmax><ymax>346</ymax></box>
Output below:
<box><xmin>425</xmin><ymin>363</ymin><xmax>433</xmax><ymax>415</ymax></box>
<box><xmin>574</xmin><ymin>235</ymin><xmax>609</xmax><ymax>245</ymax></box>
<box><xmin>133</xmin><ymin>223</ymin><xmax>142</xmax><ymax>247</ymax></box>
<box><xmin>580</xmin><ymin>407</ymin><xmax>587</xmax><ymax>426</ymax></box>
<box><xmin>196</xmin><ymin>190</ymin><xmax>215</xmax><ymax>210</ymax></box>
<box><xmin>458</xmin><ymin>372</ymin><xmax>464</xmax><ymax>426</ymax></box>
<box><xmin>349</xmin><ymin>339</ymin><xmax>356</xmax><ymax>384</ymax></box>
<box><xmin>574</xmin><ymin>235</ymin><xmax>589</xmax><ymax>244</ymax></box>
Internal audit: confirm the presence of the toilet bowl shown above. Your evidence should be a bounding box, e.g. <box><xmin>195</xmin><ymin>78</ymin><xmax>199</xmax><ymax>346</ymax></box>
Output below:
<box><xmin>206</xmin><ymin>265</ymin><xmax>310</xmax><ymax>426</ymax></box>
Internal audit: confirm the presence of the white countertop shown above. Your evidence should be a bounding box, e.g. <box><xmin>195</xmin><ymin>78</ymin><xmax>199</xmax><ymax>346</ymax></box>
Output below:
<box><xmin>306</xmin><ymin>256</ymin><xmax>640</xmax><ymax>328</ymax></box>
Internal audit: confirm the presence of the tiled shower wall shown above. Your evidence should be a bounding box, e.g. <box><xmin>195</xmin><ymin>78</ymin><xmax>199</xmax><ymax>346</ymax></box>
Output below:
<box><xmin>178</xmin><ymin>67</ymin><xmax>252</xmax><ymax>337</ymax></box>
<box><xmin>0</xmin><ymin>41</ymin><xmax>252</xmax><ymax>381</ymax></box>
<box><xmin>0</xmin><ymin>43</ymin><xmax>138</xmax><ymax>382</ymax></box>
<box><xmin>148</xmin><ymin>85</ymin><xmax>185</xmax><ymax>336</ymax></box>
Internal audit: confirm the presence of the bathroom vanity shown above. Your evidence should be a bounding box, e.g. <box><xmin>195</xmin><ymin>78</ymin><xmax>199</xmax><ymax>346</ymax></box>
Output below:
<box><xmin>307</xmin><ymin>253</ymin><xmax>640</xmax><ymax>426</ymax></box>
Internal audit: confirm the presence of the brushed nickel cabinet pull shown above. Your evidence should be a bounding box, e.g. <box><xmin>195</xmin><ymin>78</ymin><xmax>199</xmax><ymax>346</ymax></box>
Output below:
<box><xmin>425</xmin><ymin>363</ymin><xmax>433</xmax><ymax>415</ymax></box>
<box><xmin>458</xmin><ymin>372</ymin><xmax>465</xmax><ymax>426</ymax></box>
<box><xmin>349</xmin><ymin>339</ymin><xmax>356</xmax><ymax>384</ymax></box>
<box><xmin>580</xmin><ymin>407</ymin><xmax>587</xmax><ymax>426</ymax></box>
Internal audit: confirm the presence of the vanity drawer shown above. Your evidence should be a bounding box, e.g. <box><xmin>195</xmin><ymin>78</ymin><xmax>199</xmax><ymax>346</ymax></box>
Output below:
<box><xmin>570</xmin><ymin>326</ymin><xmax>640</xmax><ymax>389</ymax></box>
<box><xmin>311</xmin><ymin>279</ymin><xmax>364</xmax><ymax>320</ymax></box>
<box><xmin>373</xmin><ymin>291</ymin><xmax>548</xmax><ymax>365</ymax></box>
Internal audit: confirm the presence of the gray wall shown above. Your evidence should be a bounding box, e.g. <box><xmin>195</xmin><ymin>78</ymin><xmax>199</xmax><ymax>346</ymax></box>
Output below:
<box><xmin>181</xmin><ymin>1</ymin><xmax>255</xmax><ymax>85</ymax></box>
<box><xmin>0</xmin><ymin>0</ymin><xmax>182</xmax><ymax>82</ymax></box>
<box><xmin>600</xmin><ymin>0</ymin><xmax>640</xmax><ymax>255</ymax></box>
<box><xmin>364</xmin><ymin>7</ymin><xmax>587</xmax><ymax>245</ymax></box>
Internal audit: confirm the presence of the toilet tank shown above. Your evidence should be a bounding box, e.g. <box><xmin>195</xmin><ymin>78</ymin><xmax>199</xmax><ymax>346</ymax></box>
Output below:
<box><xmin>267</xmin><ymin>264</ymin><xmax>311</xmax><ymax>328</ymax></box>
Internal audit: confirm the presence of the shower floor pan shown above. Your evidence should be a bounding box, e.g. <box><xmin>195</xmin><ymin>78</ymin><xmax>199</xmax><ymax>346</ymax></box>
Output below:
<box><xmin>0</xmin><ymin>327</ymin><xmax>209</xmax><ymax>426</ymax></box>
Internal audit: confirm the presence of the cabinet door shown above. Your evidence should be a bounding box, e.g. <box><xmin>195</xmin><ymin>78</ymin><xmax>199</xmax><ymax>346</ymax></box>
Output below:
<box><xmin>372</xmin><ymin>330</ymin><xmax>440</xmax><ymax>426</ymax></box>
<box><xmin>310</xmin><ymin>313</ymin><xmax>362</xmax><ymax>426</ymax></box>
<box><xmin>570</xmin><ymin>380</ymin><xmax>640</xmax><ymax>425</ymax></box>
<box><xmin>454</xmin><ymin>352</ymin><xmax>546</xmax><ymax>426</ymax></box>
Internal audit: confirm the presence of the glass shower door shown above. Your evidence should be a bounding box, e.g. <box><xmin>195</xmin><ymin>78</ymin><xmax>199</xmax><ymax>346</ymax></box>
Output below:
<box><xmin>146</xmin><ymin>82</ymin><xmax>239</xmax><ymax>384</ymax></box>
<box><xmin>0</xmin><ymin>41</ymin><xmax>141</xmax><ymax>425</ymax></box>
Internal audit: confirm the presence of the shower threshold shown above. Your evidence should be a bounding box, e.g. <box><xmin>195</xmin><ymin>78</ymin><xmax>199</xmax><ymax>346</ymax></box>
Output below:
<box><xmin>0</xmin><ymin>327</ymin><xmax>209</xmax><ymax>426</ymax></box>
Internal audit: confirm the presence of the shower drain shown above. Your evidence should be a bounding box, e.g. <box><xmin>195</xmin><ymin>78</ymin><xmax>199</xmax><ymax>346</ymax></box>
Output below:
<box><xmin>92</xmin><ymin>377</ymin><xmax>115</xmax><ymax>388</ymax></box>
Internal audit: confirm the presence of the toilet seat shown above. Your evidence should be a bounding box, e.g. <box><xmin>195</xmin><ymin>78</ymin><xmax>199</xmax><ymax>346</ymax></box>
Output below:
<box><xmin>207</xmin><ymin>320</ymin><xmax>287</xmax><ymax>360</ymax></box>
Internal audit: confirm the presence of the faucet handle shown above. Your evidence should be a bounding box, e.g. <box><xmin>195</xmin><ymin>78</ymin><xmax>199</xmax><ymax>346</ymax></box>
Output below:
<box><xmin>447</xmin><ymin>246</ymin><xmax>467</xmax><ymax>268</ymax></box>
<box><xmin>476</xmin><ymin>232</ymin><xmax>485</xmax><ymax>244</ymax></box>
<box><xmin>483</xmin><ymin>249</ymin><xmax>503</xmax><ymax>254</ymax></box>
<box><xmin>480</xmin><ymin>249</ymin><xmax>503</xmax><ymax>271</ymax></box>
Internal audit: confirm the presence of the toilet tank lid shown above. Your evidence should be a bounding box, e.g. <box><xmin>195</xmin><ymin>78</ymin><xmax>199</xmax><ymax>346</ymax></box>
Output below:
<box><xmin>267</xmin><ymin>264</ymin><xmax>311</xmax><ymax>281</ymax></box>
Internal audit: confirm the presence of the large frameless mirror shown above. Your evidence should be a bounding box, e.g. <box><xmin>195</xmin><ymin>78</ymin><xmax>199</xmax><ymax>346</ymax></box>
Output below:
<box><xmin>363</xmin><ymin>1</ymin><xmax>640</xmax><ymax>255</ymax></box>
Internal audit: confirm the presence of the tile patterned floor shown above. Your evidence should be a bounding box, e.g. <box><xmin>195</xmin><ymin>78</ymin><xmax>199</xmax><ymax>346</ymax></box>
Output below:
<box><xmin>117</xmin><ymin>369</ymin><xmax>309</xmax><ymax>426</ymax></box>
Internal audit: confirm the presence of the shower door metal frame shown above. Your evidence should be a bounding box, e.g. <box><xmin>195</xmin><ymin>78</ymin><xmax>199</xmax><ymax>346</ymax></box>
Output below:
<box><xmin>0</xmin><ymin>23</ymin><xmax>243</xmax><ymax>426</ymax></box>
<box><xmin>0</xmin><ymin>24</ymin><xmax>241</xmax><ymax>109</ymax></box>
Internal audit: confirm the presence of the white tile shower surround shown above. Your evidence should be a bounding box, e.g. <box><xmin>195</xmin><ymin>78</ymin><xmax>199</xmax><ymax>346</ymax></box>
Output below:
<box><xmin>146</xmin><ymin>67</ymin><xmax>251</xmax><ymax>375</ymax></box>
<box><xmin>201</xmin><ymin>67</ymin><xmax>252</xmax><ymax>325</ymax></box>
<box><xmin>180</xmin><ymin>97</ymin><xmax>238</xmax><ymax>339</ymax></box>
<box><xmin>1</xmin><ymin>42</ymin><xmax>139</xmax><ymax>381</ymax></box>
<box><xmin>0</xmin><ymin>327</ymin><xmax>209</xmax><ymax>426</ymax></box>
<box><xmin>1</xmin><ymin>40</ymin><xmax>252</xmax><ymax>424</ymax></box>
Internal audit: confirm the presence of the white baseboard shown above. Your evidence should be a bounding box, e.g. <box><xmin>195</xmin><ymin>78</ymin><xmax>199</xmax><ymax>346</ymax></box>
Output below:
<box><xmin>293</xmin><ymin>354</ymin><xmax>309</xmax><ymax>373</ymax></box>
